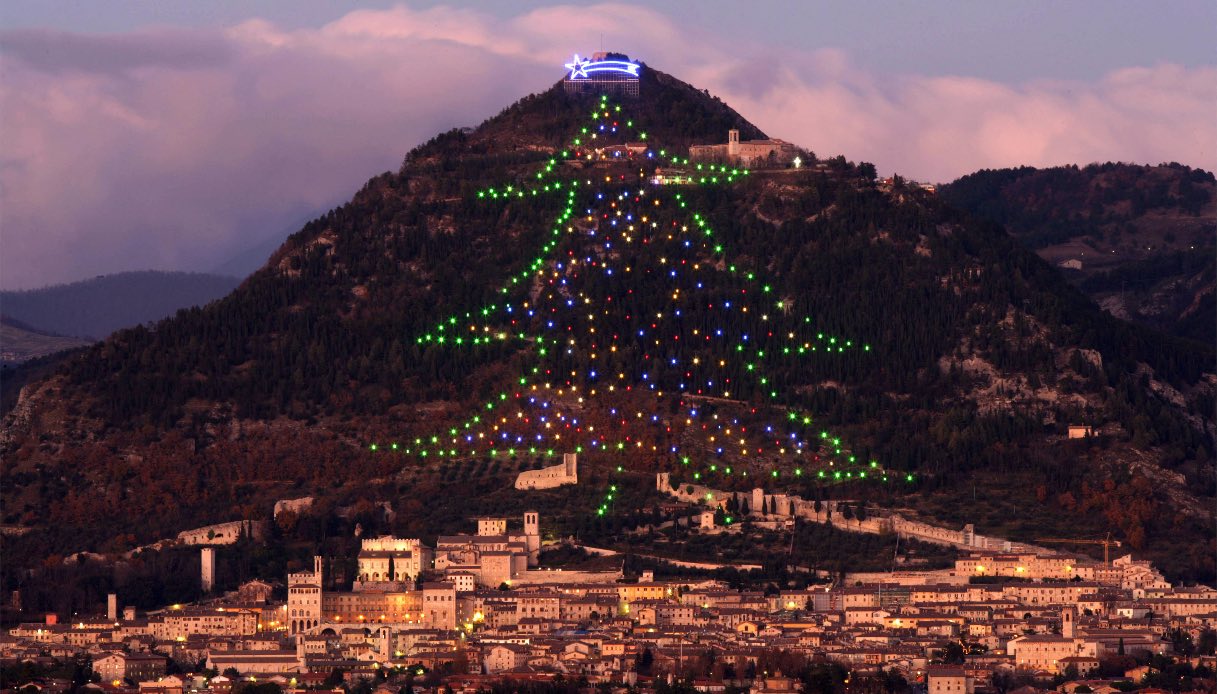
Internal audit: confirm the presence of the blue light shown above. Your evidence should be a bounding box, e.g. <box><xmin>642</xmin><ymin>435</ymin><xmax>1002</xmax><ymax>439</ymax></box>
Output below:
<box><xmin>565</xmin><ymin>55</ymin><xmax>642</xmax><ymax>80</ymax></box>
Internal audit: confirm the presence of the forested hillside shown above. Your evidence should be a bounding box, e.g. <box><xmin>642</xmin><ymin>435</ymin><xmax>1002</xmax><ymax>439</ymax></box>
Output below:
<box><xmin>941</xmin><ymin>163</ymin><xmax>1216</xmax><ymax>344</ymax></box>
<box><xmin>2</xmin><ymin>65</ymin><xmax>1213</xmax><ymax>603</ymax></box>
<box><xmin>0</xmin><ymin>317</ymin><xmax>90</xmax><ymax>365</ymax></box>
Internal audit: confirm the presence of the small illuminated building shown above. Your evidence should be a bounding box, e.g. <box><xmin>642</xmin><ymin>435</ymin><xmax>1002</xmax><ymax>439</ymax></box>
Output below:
<box><xmin>650</xmin><ymin>168</ymin><xmax>689</xmax><ymax>185</ymax></box>
<box><xmin>564</xmin><ymin>52</ymin><xmax>641</xmax><ymax>97</ymax></box>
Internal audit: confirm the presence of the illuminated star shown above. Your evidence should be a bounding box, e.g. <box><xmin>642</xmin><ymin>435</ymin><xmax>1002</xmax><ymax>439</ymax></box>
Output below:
<box><xmin>565</xmin><ymin>54</ymin><xmax>591</xmax><ymax>79</ymax></box>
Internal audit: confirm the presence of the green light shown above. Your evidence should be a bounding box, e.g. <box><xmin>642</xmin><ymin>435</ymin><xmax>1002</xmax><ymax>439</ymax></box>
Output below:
<box><xmin>369</xmin><ymin>444</ymin><xmax>378</xmax><ymax>451</ymax></box>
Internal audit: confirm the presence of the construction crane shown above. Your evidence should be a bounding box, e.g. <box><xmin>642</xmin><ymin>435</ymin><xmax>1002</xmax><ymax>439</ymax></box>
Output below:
<box><xmin>1035</xmin><ymin>533</ymin><xmax>1122</xmax><ymax>565</ymax></box>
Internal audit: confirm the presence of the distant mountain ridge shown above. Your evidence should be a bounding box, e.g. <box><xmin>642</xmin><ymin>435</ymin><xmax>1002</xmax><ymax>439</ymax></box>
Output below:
<box><xmin>940</xmin><ymin>163</ymin><xmax>1216</xmax><ymax>344</ymax></box>
<box><xmin>1</xmin><ymin>270</ymin><xmax>240</xmax><ymax>340</ymax></box>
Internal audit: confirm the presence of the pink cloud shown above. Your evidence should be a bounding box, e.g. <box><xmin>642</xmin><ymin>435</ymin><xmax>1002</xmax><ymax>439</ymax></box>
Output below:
<box><xmin>1</xmin><ymin>4</ymin><xmax>1212</xmax><ymax>289</ymax></box>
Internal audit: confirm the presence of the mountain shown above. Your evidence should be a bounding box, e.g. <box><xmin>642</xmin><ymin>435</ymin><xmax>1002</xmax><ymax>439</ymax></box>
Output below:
<box><xmin>2</xmin><ymin>64</ymin><xmax>1213</xmax><ymax>598</ymax></box>
<box><xmin>0</xmin><ymin>316</ymin><xmax>91</xmax><ymax>365</ymax></box>
<box><xmin>940</xmin><ymin>163</ymin><xmax>1216</xmax><ymax>345</ymax></box>
<box><xmin>0</xmin><ymin>271</ymin><xmax>241</xmax><ymax>340</ymax></box>
<box><xmin>208</xmin><ymin>215</ymin><xmax>317</xmax><ymax>279</ymax></box>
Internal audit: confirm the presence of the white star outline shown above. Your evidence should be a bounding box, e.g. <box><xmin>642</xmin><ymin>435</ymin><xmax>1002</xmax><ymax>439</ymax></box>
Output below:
<box><xmin>565</xmin><ymin>54</ymin><xmax>641</xmax><ymax>80</ymax></box>
<box><xmin>565</xmin><ymin>54</ymin><xmax>592</xmax><ymax>79</ymax></box>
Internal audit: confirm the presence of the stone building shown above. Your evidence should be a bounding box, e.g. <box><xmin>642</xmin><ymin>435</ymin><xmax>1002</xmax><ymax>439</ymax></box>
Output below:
<box><xmin>689</xmin><ymin>129</ymin><xmax>799</xmax><ymax>167</ymax></box>
<box><xmin>514</xmin><ymin>453</ymin><xmax>578</xmax><ymax>490</ymax></box>
<box><xmin>93</xmin><ymin>652</ymin><xmax>167</xmax><ymax>683</ymax></box>
<box><xmin>286</xmin><ymin>557</ymin><xmax>323</xmax><ymax>634</ymax></box>
<box><xmin>356</xmin><ymin>537</ymin><xmax>431</xmax><ymax>584</ymax></box>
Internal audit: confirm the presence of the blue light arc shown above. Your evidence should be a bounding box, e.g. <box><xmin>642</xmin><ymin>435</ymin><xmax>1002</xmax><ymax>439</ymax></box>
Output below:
<box><xmin>565</xmin><ymin>54</ymin><xmax>641</xmax><ymax>80</ymax></box>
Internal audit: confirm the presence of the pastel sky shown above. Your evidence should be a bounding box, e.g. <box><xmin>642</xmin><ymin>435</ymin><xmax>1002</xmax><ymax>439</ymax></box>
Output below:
<box><xmin>1</xmin><ymin>1</ymin><xmax>1214</xmax><ymax>289</ymax></box>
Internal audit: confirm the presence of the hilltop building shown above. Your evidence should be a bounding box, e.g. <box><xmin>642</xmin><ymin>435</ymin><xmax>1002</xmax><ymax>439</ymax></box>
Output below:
<box><xmin>690</xmin><ymin>129</ymin><xmax>799</xmax><ymax>167</ymax></box>
<box><xmin>563</xmin><ymin>52</ymin><xmax>641</xmax><ymax>97</ymax></box>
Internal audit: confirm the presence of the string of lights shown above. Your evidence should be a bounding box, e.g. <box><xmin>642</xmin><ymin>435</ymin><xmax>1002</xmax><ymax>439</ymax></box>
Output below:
<box><xmin>369</xmin><ymin>93</ymin><xmax>913</xmax><ymax>520</ymax></box>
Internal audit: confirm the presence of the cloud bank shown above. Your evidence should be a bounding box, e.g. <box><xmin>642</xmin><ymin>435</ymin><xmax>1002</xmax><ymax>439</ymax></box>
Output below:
<box><xmin>2</xmin><ymin>3</ymin><xmax>1213</xmax><ymax>289</ymax></box>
